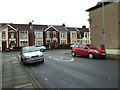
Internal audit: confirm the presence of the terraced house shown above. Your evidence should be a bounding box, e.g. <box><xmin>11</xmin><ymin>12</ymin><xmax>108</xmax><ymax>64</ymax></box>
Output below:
<box><xmin>77</xmin><ymin>26</ymin><xmax>90</xmax><ymax>44</ymax></box>
<box><xmin>0</xmin><ymin>23</ymin><xmax>90</xmax><ymax>51</ymax></box>
<box><xmin>44</xmin><ymin>25</ymin><xmax>69</xmax><ymax>48</ymax></box>
<box><xmin>66</xmin><ymin>27</ymin><xmax>80</xmax><ymax>44</ymax></box>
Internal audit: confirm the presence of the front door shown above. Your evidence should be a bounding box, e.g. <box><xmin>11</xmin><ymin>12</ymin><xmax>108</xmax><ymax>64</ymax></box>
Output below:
<box><xmin>53</xmin><ymin>41</ymin><xmax>56</xmax><ymax>48</ymax></box>
<box><xmin>10</xmin><ymin>41</ymin><xmax>15</xmax><ymax>49</ymax></box>
<box><xmin>2</xmin><ymin>41</ymin><xmax>7</xmax><ymax>51</ymax></box>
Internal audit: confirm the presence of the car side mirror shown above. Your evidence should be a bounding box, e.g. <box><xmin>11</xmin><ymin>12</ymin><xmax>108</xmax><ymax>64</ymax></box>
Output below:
<box><xmin>84</xmin><ymin>47</ymin><xmax>88</xmax><ymax>49</ymax></box>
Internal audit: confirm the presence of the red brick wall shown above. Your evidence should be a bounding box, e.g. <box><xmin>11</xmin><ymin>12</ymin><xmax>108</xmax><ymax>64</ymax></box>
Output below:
<box><xmin>28</xmin><ymin>31</ymin><xmax>34</xmax><ymax>46</ymax></box>
<box><xmin>45</xmin><ymin>27</ymin><xmax>59</xmax><ymax>39</ymax></box>
<box><xmin>8</xmin><ymin>29</ymin><xmax>17</xmax><ymax>48</ymax></box>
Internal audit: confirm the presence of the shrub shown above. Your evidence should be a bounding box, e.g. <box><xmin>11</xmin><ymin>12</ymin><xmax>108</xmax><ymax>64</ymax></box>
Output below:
<box><xmin>13</xmin><ymin>46</ymin><xmax>22</xmax><ymax>50</ymax></box>
<box><xmin>57</xmin><ymin>44</ymin><xmax>71</xmax><ymax>49</ymax></box>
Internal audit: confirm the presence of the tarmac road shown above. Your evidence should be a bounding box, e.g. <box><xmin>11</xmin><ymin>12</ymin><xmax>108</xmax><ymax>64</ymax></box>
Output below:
<box><xmin>24</xmin><ymin>49</ymin><xmax>118</xmax><ymax>88</ymax></box>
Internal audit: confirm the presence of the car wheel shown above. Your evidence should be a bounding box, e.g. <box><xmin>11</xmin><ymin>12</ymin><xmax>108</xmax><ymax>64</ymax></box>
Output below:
<box><xmin>23</xmin><ymin>62</ymin><xmax>28</xmax><ymax>65</ymax></box>
<box><xmin>41</xmin><ymin>59</ymin><xmax>44</xmax><ymax>63</ymax></box>
<box><xmin>88</xmin><ymin>53</ymin><xmax>94</xmax><ymax>59</ymax></box>
<box><xmin>72</xmin><ymin>52</ymin><xmax>76</xmax><ymax>57</ymax></box>
<box><xmin>21</xmin><ymin>57</ymin><xmax>23</xmax><ymax>62</ymax></box>
<box><xmin>40</xmin><ymin>49</ymin><xmax>44</xmax><ymax>52</ymax></box>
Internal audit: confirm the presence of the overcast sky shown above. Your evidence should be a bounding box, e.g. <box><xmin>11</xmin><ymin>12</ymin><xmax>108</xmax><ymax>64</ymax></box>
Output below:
<box><xmin>0</xmin><ymin>0</ymin><xmax>101</xmax><ymax>27</ymax></box>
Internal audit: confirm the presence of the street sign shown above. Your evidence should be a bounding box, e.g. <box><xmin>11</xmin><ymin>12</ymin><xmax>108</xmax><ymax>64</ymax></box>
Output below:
<box><xmin>102</xmin><ymin>28</ymin><xmax>106</xmax><ymax>34</ymax></box>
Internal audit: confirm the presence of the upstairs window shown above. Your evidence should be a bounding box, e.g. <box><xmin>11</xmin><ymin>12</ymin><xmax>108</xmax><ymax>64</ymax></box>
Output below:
<box><xmin>60</xmin><ymin>32</ymin><xmax>66</xmax><ymax>38</ymax></box>
<box><xmin>53</xmin><ymin>31</ymin><xmax>56</xmax><ymax>38</ymax></box>
<box><xmin>72</xmin><ymin>32</ymin><xmax>77</xmax><ymax>38</ymax></box>
<box><xmin>10</xmin><ymin>32</ymin><xmax>14</xmax><ymax>38</ymax></box>
<box><xmin>84</xmin><ymin>32</ymin><xmax>89</xmax><ymax>38</ymax></box>
<box><xmin>2</xmin><ymin>31</ymin><xmax>6</xmax><ymax>39</ymax></box>
<box><xmin>47</xmin><ymin>31</ymin><xmax>50</xmax><ymax>38</ymax></box>
<box><xmin>35</xmin><ymin>31</ymin><xmax>43</xmax><ymax>38</ymax></box>
<box><xmin>20</xmin><ymin>31</ymin><xmax>28</xmax><ymax>39</ymax></box>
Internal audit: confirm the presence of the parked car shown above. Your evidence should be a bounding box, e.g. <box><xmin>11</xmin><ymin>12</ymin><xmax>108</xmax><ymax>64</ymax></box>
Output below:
<box><xmin>20</xmin><ymin>46</ymin><xmax>44</xmax><ymax>64</ymax></box>
<box><xmin>70</xmin><ymin>42</ymin><xmax>81</xmax><ymax>48</ymax></box>
<box><xmin>70</xmin><ymin>43</ymin><xmax>78</xmax><ymax>48</ymax></box>
<box><xmin>34</xmin><ymin>45</ymin><xmax>46</xmax><ymax>52</ymax></box>
<box><xmin>71</xmin><ymin>44</ymin><xmax>106</xmax><ymax>59</ymax></box>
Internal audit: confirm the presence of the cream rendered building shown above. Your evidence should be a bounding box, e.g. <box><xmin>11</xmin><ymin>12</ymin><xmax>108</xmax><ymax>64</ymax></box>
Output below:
<box><xmin>86</xmin><ymin>1</ymin><xmax>120</xmax><ymax>55</ymax></box>
<box><xmin>0</xmin><ymin>26</ymin><xmax>9</xmax><ymax>51</ymax></box>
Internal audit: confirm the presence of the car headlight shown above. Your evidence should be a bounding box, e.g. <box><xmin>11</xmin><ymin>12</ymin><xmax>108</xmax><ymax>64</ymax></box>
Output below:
<box><xmin>40</xmin><ymin>53</ymin><xmax>43</xmax><ymax>56</ymax></box>
<box><xmin>24</xmin><ymin>56</ymin><xmax>31</xmax><ymax>59</ymax></box>
<box><xmin>94</xmin><ymin>50</ymin><xmax>100</xmax><ymax>53</ymax></box>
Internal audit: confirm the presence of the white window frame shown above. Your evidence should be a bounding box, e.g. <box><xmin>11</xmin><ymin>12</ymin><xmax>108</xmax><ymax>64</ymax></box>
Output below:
<box><xmin>20</xmin><ymin>31</ymin><xmax>28</xmax><ymax>39</ymax></box>
<box><xmin>84</xmin><ymin>32</ymin><xmax>89</xmax><ymax>38</ymax></box>
<box><xmin>72</xmin><ymin>32</ymin><xmax>77</xmax><ymax>38</ymax></box>
<box><xmin>2</xmin><ymin>31</ymin><xmax>6</xmax><ymax>39</ymax></box>
<box><xmin>60</xmin><ymin>40</ymin><xmax>66</xmax><ymax>44</ymax></box>
<box><xmin>60</xmin><ymin>32</ymin><xmax>66</xmax><ymax>38</ymax></box>
<box><xmin>35</xmin><ymin>40</ymin><xmax>43</xmax><ymax>46</ymax></box>
<box><xmin>53</xmin><ymin>31</ymin><xmax>56</xmax><ymax>38</ymax></box>
<box><xmin>47</xmin><ymin>31</ymin><xmax>50</xmax><ymax>38</ymax></box>
<box><xmin>20</xmin><ymin>41</ymin><xmax>28</xmax><ymax>46</ymax></box>
<box><xmin>10</xmin><ymin>32</ymin><xmax>14</xmax><ymax>39</ymax></box>
<box><xmin>35</xmin><ymin>31</ymin><xmax>43</xmax><ymax>39</ymax></box>
<box><xmin>71</xmin><ymin>40</ymin><xmax>76</xmax><ymax>44</ymax></box>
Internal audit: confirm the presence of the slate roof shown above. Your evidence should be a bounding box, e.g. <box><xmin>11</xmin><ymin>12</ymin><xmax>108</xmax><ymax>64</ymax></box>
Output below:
<box><xmin>77</xmin><ymin>28</ymin><xmax>89</xmax><ymax>33</ymax></box>
<box><xmin>0</xmin><ymin>23</ymin><xmax>7</xmax><ymax>28</ymax></box>
<box><xmin>66</xmin><ymin>27</ymin><xmax>77</xmax><ymax>31</ymax></box>
<box><xmin>10</xmin><ymin>24</ymin><xmax>48</xmax><ymax>31</ymax></box>
<box><xmin>86</xmin><ymin>2</ymin><xmax>112</xmax><ymax>12</ymax></box>
<box><xmin>33</xmin><ymin>25</ymin><xmax>48</xmax><ymax>31</ymax></box>
<box><xmin>11</xmin><ymin>24</ymin><xmax>30</xmax><ymax>31</ymax></box>
<box><xmin>0</xmin><ymin>23</ymin><xmax>17</xmax><ymax>31</ymax></box>
<box><xmin>53</xmin><ymin>25</ymin><xmax>68</xmax><ymax>32</ymax></box>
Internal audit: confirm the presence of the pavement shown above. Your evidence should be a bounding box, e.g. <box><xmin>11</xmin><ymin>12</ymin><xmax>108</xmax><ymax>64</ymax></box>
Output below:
<box><xmin>0</xmin><ymin>52</ymin><xmax>2</xmax><ymax>90</ymax></box>
<box><xmin>2</xmin><ymin>52</ymin><xmax>38</xmax><ymax>89</ymax></box>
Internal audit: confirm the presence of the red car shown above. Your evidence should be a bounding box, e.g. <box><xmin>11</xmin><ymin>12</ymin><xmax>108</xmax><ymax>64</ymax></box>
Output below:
<box><xmin>71</xmin><ymin>44</ymin><xmax>106</xmax><ymax>59</ymax></box>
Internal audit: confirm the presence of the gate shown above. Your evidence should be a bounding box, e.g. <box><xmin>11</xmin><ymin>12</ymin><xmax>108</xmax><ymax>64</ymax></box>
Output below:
<box><xmin>2</xmin><ymin>41</ymin><xmax>7</xmax><ymax>51</ymax></box>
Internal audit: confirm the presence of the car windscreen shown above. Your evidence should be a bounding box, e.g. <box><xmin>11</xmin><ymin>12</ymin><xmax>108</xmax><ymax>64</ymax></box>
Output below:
<box><xmin>34</xmin><ymin>45</ymin><xmax>41</xmax><ymax>47</ymax></box>
<box><xmin>22</xmin><ymin>47</ymin><xmax>39</xmax><ymax>53</ymax></box>
<box><xmin>87</xmin><ymin>45</ymin><xmax>98</xmax><ymax>49</ymax></box>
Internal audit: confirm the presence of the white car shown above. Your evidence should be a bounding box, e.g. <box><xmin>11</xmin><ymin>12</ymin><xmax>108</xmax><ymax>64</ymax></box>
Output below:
<box><xmin>70</xmin><ymin>43</ymin><xmax>80</xmax><ymax>48</ymax></box>
<box><xmin>20</xmin><ymin>46</ymin><xmax>44</xmax><ymax>64</ymax></box>
<box><xmin>34</xmin><ymin>45</ymin><xmax>46</xmax><ymax>52</ymax></box>
<box><xmin>70</xmin><ymin>44</ymin><xmax>77</xmax><ymax>48</ymax></box>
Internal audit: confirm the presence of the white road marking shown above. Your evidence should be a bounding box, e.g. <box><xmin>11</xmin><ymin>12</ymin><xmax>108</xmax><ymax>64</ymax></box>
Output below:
<box><xmin>45</xmin><ymin>78</ymin><xmax>48</xmax><ymax>81</ymax></box>
<box><xmin>17</xmin><ymin>55</ymin><xmax>20</xmax><ymax>57</ymax></box>
<box><xmin>48</xmin><ymin>56</ymin><xmax>74</xmax><ymax>61</ymax></box>
<box><xmin>14</xmin><ymin>83</ymin><xmax>33</xmax><ymax>88</ymax></box>
<box><xmin>11</xmin><ymin>57</ymin><xmax>17</xmax><ymax>59</ymax></box>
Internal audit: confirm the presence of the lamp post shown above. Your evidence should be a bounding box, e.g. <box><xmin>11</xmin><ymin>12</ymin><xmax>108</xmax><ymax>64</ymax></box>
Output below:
<box><xmin>16</xmin><ymin>28</ymin><xmax>19</xmax><ymax>47</ymax></box>
<box><xmin>102</xmin><ymin>0</ymin><xmax>106</xmax><ymax>50</ymax></box>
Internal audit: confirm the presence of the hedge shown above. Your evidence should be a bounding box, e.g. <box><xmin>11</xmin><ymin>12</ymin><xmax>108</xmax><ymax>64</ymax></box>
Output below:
<box><xmin>57</xmin><ymin>44</ymin><xmax>71</xmax><ymax>49</ymax></box>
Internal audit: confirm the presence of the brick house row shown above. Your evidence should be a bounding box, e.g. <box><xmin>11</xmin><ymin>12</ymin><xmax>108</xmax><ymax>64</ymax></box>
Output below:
<box><xmin>0</xmin><ymin>23</ymin><xmax>90</xmax><ymax>51</ymax></box>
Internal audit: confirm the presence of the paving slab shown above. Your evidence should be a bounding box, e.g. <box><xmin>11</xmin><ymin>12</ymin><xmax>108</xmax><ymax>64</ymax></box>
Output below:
<box><xmin>2</xmin><ymin>52</ymin><xmax>38</xmax><ymax>89</ymax></box>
